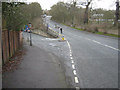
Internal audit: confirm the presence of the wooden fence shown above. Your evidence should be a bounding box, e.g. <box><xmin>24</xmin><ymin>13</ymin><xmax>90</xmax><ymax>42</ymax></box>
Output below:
<box><xmin>2</xmin><ymin>30</ymin><xmax>23</xmax><ymax>65</ymax></box>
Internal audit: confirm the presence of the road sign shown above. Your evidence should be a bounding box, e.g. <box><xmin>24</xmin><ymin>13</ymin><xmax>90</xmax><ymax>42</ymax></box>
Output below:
<box><xmin>28</xmin><ymin>23</ymin><xmax>32</xmax><ymax>29</ymax></box>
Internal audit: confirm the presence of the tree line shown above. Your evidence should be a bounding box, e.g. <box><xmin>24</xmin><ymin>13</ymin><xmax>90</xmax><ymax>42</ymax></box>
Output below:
<box><xmin>2</xmin><ymin>2</ymin><xmax>43</xmax><ymax>31</ymax></box>
<box><xmin>49</xmin><ymin>1</ymin><xmax>116</xmax><ymax>27</ymax></box>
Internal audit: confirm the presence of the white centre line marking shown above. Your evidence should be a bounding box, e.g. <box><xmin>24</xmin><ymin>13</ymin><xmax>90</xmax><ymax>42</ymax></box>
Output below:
<box><xmin>70</xmin><ymin>52</ymin><xmax>72</xmax><ymax>54</ymax></box>
<box><xmin>72</xmin><ymin>64</ymin><xmax>75</xmax><ymax>69</ymax></box>
<box><xmin>92</xmin><ymin>40</ymin><xmax>101</xmax><ymax>44</ymax></box>
<box><xmin>70</xmin><ymin>57</ymin><xmax>73</xmax><ymax>59</ymax></box>
<box><xmin>104</xmin><ymin>45</ymin><xmax>119</xmax><ymax>51</ymax></box>
<box><xmin>67</xmin><ymin>40</ymin><xmax>80</xmax><ymax>85</ymax></box>
<box><xmin>75</xmin><ymin>77</ymin><xmax>79</xmax><ymax>83</ymax></box>
<box><xmin>92</xmin><ymin>40</ymin><xmax>120</xmax><ymax>51</ymax></box>
<box><xmin>71</xmin><ymin>60</ymin><xmax>74</xmax><ymax>64</ymax></box>
<box><xmin>67</xmin><ymin>41</ymin><xmax>71</xmax><ymax>47</ymax></box>
<box><xmin>73</xmin><ymin>70</ymin><xmax>77</xmax><ymax>75</ymax></box>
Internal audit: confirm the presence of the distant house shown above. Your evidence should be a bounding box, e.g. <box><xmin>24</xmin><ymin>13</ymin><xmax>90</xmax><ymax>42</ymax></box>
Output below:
<box><xmin>93</xmin><ymin>14</ymin><xmax>104</xmax><ymax>17</ymax></box>
<box><xmin>118</xmin><ymin>19</ymin><xmax>120</xmax><ymax>23</ymax></box>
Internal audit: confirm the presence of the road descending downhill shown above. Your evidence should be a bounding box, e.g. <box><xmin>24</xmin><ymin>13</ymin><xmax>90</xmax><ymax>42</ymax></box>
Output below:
<box><xmin>45</xmin><ymin>16</ymin><xmax>118</xmax><ymax>88</ymax></box>
<box><xmin>23</xmin><ymin>16</ymin><xmax>119</xmax><ymax>88</ymax></box>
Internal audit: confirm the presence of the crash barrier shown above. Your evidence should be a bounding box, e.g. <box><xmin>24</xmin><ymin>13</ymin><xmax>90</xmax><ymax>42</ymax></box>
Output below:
<box><xmin>47</xmin><ymin>27</ymin><xmax>59</xmax><ymax>38</ymax></box>
<box><xmin>32</xmin><ymin>28</ymin><xmax>59</xmax><ymax>38</ymax></box>
<box><xmin>2</xmin><ymin>30</ymin><xmax>23</xmax><ymax>64</ymax></box>
<box><xmin>32</xmin><ymin>28</ymin><xmax>64</xmax><ymax>40</ymax></box>
<box><xmin>32</xmin><ymin>30</ymin><xmax>48</xmax><ymax>37</ymax></box>
<box><xmin>47</xmin><ymin>27</ymin><xmax>65</xmax><ymax>41</ymax></box>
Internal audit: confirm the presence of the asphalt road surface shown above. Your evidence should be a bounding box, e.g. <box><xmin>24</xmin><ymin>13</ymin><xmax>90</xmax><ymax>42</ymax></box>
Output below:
<box><xmin>24</xmin><ymin>16</ymin><xmax>119</xmax><ymax>88</ymax></box>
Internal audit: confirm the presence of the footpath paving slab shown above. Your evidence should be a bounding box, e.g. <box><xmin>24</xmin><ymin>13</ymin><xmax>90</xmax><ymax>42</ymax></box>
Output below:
<box><xmin>3</xmin><ymin>42</ymin><xmax>68</xmax><ymax>88</ymax></box>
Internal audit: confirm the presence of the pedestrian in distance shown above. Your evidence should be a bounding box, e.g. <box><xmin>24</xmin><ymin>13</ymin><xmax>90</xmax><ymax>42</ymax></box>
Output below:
<box><xmin>60</xmin><ymin>27</ymin><xmax>63</xmax><ymax>34</ymax></box>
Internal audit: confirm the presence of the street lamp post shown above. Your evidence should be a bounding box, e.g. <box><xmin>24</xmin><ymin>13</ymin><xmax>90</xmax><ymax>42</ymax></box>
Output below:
<box><xmin>30</xmin><ymin>31</ymin><xmax>32</xmax><ymax>46</ymax></box>
<box><xmin>28</xmin><ymin>23</ymin><xmax>32</xmax><ymax>46</ymax></box>
<box><xmin>27</xmin><ymin>30</ymin><xmax>29</xmax><ymax>41</ymax></box>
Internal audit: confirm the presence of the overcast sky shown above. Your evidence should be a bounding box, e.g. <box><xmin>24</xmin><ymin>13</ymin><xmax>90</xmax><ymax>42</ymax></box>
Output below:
<box><xmin>23</xmin><ymin>0</ymin><xmax>117</xmax><ymax>10</ymax></box>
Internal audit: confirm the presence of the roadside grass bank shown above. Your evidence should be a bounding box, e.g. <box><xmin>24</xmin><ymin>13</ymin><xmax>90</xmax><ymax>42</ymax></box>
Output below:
<box><xmin>62</xmin><ymin>23</ymin><xmax>120</xmax><ymax>38</ymax></box>
<box><xmin>31</xmin><ymin>17</ymin><xmax>58</xmax><ymax>38</ymax></box>
<box><xmin>95</xmin><ymin>32</ymin><xmax>120</xmax><ymax>38</ymax></box>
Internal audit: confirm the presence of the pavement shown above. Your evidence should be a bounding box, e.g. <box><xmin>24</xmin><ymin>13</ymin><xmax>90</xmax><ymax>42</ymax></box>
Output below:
<box><xmin>3</xmin><ymin>41</ymin><xmax>68</xmax><ymax>88</ymax></box>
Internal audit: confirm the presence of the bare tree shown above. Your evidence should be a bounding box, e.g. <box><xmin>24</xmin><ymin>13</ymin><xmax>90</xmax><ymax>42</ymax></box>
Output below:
<box><xmin>71</xmin><ymin>0</ymin><xmax>77</xmax><ymax>27</ymax></box>
<box><xmin>73</xmin><ymin>0</ymin><xmax>93</xmax><ymax>24</ymax></box>
<box><xmin>84</xmin><ymin>0</ymin><xmax>92</xmax><ymax>24</ymax></box>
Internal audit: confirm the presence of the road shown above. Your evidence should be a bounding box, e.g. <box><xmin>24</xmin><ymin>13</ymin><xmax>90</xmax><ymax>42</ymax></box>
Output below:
<box><xmin>24</xmin><ymin>16</ymin><xmax>119</xmax><ymax>88</ymax></box>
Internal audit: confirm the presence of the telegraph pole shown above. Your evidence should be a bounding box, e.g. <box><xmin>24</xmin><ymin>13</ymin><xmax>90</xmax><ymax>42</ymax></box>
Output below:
<box><xmin>114</xmin><ymin>0</ymin><xmax>119</xmax><ymax>26</ymax></box>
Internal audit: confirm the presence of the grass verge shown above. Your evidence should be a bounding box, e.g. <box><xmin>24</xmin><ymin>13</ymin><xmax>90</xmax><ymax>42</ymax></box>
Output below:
<box><xmin>95</xmin><ymin>32</ymin><xmax>120</xmax><ymax>38</ymax></box>
<box><xmin>71</xmin><ymin>27</ymin><xmax>84</xmax><ymax>31</ymax></box>
<box><xmin>62</xmin><ymin>23</ymin><xmax>120</xmax><ymax>38</ymax></box>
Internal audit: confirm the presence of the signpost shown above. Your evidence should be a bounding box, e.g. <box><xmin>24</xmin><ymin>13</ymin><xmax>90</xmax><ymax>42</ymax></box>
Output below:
<box><xmin>25</xmin><ymin>25</ymin><xmax>29</xmax><ymax>41</ymax></box>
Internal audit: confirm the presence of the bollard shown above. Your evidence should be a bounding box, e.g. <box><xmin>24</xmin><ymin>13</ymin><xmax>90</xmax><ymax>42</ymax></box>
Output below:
<box><xmin>62</xmin><ymin>35</ymin><xmax>64</xmax><ymax>40</ymax></box>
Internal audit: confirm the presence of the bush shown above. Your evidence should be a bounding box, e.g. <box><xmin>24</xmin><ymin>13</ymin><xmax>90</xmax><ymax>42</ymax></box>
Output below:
<box><xmin>94</xmin><ymin>27</ymin><xmax>98</xmax><ymax>32</ymax></box>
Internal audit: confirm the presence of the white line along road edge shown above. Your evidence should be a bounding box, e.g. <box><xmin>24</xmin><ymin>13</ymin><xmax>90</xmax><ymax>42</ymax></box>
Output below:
<box><xmin>66</xmin><ymin>40</ymin><xmax>80</xmax><ymax>88</ymax></box>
